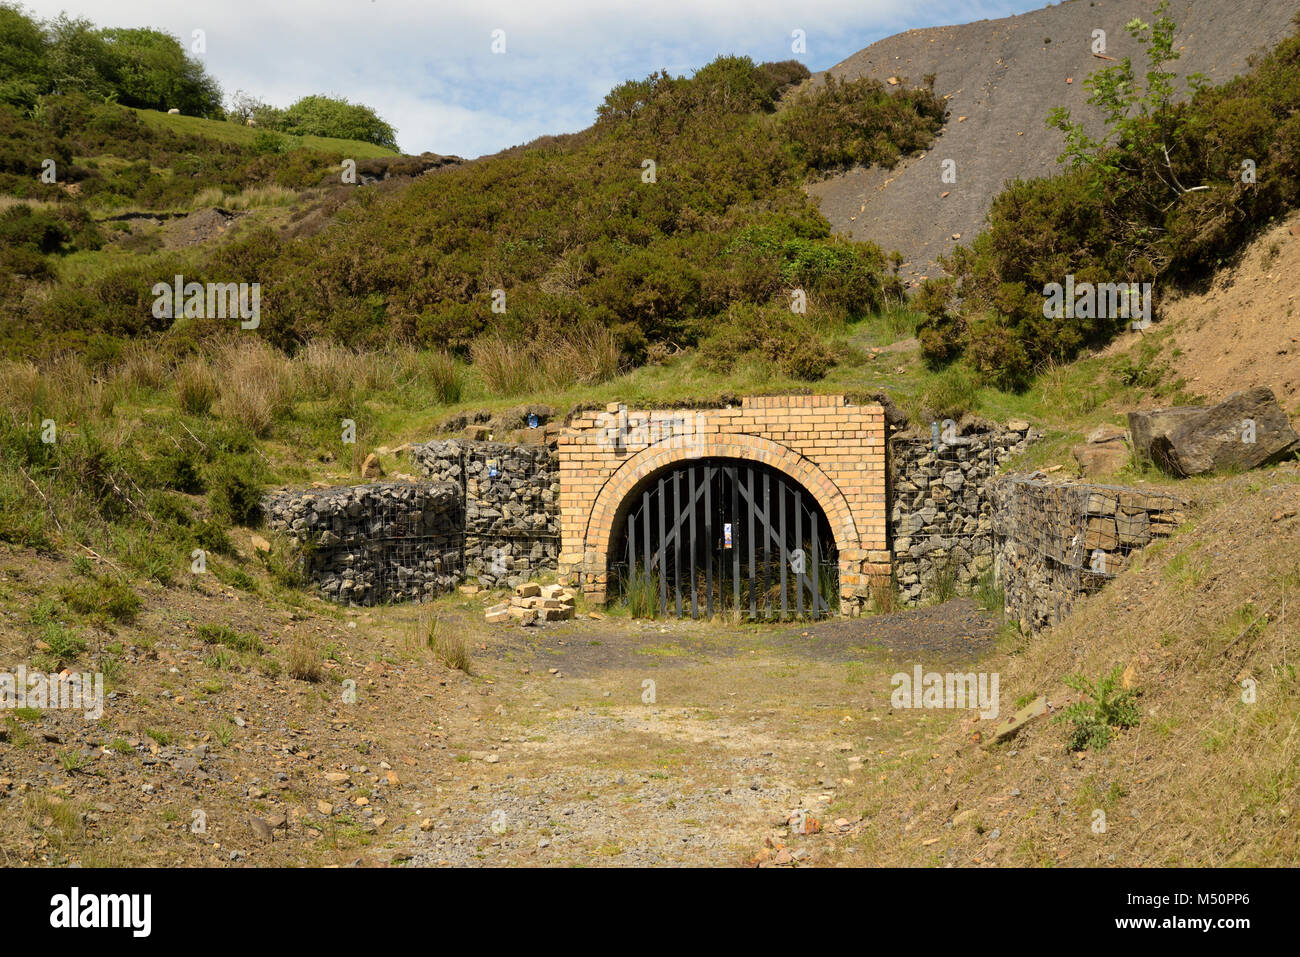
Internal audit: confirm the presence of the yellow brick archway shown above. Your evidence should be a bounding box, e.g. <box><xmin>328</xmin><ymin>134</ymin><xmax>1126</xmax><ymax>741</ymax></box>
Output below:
<box><xmin>557</xmin><ymin>395</ymin><xmax>890</xmax><ymax>613</ymax></box>
<box><xmin>584</xmin><ymin>434</ymin><xmax>858</xmax><ymax>569</ymax></box>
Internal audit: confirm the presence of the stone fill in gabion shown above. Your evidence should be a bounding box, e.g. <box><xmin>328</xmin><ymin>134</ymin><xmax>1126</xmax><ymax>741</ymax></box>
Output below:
<box><xmin>262</xmin><ymin>482</ymin><xmax>463</xmax><ymax>606</ymax></box>
<box><xmin>408</xmin><ymin>439</ymin><xmax>559</xmax><ymax>588</ymax></box>
<box><xmin>889</xmin><ymin>425</ymin><xmax>1037</xmax><ymax>604</ymax></box>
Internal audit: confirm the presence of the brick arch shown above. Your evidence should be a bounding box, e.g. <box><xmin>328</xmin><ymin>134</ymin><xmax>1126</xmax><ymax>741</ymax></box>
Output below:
<box><xmin>583</xmin><ymin>434</ymin><xmax>861</xmax><ymax>580</ymax></box>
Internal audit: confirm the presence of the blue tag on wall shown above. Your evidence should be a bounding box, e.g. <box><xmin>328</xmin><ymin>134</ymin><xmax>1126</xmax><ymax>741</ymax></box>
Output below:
<box><xmin>528</xmin><ymin>413</ymin><xmax>539</xmax><ymax>429</ymax></box>
<box><xmin>488</xmin><ymin>458</ymin><xmax>499</xmax><ymax>478</ymax></box>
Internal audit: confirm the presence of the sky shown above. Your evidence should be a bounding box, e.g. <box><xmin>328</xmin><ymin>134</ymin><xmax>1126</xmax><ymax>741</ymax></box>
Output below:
<box><xmin>21</xmin><ymin>0</ymin><xmax>1045</xmax><ymax>157</ymax></box>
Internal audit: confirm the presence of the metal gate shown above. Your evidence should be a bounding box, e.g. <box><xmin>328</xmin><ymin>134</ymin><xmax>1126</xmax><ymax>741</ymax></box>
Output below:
<box><xmin>610</xmin><ymin>459</ymin><xmax>835</xmax><ymax>620</ymax></box>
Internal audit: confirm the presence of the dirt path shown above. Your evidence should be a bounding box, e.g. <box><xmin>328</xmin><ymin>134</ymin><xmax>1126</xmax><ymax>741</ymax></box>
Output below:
<box><xmin>0</xmin><ymin>545</ymin><xmax>998</xmax><ymax>868</ymax></box>
<box><xmin>395</xmin><ymin>598</ymin><xmax>999</xmax><ymax>867</ymax></box>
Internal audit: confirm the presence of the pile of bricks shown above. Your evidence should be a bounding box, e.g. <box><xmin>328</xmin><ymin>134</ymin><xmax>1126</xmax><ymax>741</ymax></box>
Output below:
<box><xmin>485</xmin><ymin>582</ymin><xmax>576</xmax><ymax>626</ymax></box>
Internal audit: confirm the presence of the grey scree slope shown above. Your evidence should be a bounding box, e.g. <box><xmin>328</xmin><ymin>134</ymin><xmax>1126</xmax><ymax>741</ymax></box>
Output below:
<box><xmin>805</xmin><ymin>0</ymin><xmax>1299</xmax><ymax>284</ymax></box>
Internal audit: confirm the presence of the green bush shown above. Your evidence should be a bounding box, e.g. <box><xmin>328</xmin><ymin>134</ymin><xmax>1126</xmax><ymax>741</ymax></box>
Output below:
<box><xmin>58</xmin><ymin>576</ymin><xmax>140</xmax><ymax>623</ymax></box>
<box><xmin>781</xmin><ymin>74</ymin><xmax>946</xmax><ymax>171</ymax></box>
<box><xmin>278</xmin><ymin>94</ymin><xmax>397</xmax><ymax>149</ymax></box>
<box><xmin>918</xmin><ymin>6</ymin><xmax>1300</xmax><ymax>385</ymax></box>
<box><xmin>1055</xmin><ymin>666</ymin><xmax>1141</xmax><ymax>750</ymax></box>
<box><xmin>207</xmin><ymin>457</ymin><xmax>265</xmax><ymax>527</ymax></box>
<box><xmin>698</xmin><ymin>304</ymin><xmax>837</xmax><ymax>380</ymax></box>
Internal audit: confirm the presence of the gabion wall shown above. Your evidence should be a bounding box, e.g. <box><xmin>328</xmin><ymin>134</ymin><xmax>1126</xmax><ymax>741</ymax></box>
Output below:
<box><xmin>262</xmin><ymin>482</ymin><xmax>463</xmax><ymax>605</ymax></box>
<box><xmin>990</xmin><ymin>476</ymin><xmax>1186</xmax><ymax>631</ymax></box>
<box><xmin>409</xmin><ymin>439</ymin><xmax>560</xmax><ymax>588</ymax></box>
<box><xmin>889</xmin><ymin>425</ymin><xmax>1038</xmax><ymax>604</ymax></box>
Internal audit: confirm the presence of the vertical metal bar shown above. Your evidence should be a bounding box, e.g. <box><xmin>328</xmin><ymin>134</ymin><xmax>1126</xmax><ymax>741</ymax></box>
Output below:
<box><xmin>747</xmin><ymin>466</ymin><xmax>756</xmax><ymax>620</ymax></box>
<box><xmin>704</xmin><ymin>467</ymin><xmax>713</xmax><ymax>618</ymax></box>
<box><xmin>627</xmin><ymin>509</ymin><xmax>636</xmax><ymax>597</ymax></box>
<box><xmin>761</xmin><ymin>471</ymin><xmax>770</xmax><ymax>618</ymax></box>
<box><xmin>673</xmin><ymin>470</ymin><xmax>682</xmax><ymax>618</ymax></box>
<box><xmin>810</xmin><ymin>508</ymin><xmax>820</xmax><ymax>617</ymax></box>
<box><xmin>795</xmin><ymin>490</ymin><xmax>804</xmax><ymax>618</ymax></box>
<box><xmin>729</xmin><ymin>466</ymin><xmax>740</xmax><ymax>612</ymax></box>
<box><xmin>688</xmin><ymin>467</ymin><xmax>698</xmax><ymax>619</ymax></box>
<box><xmin>778</xmin><ymin>479</ymin><xmax>788</xmax><ymax>620</ymax></box>
<box><xmin>657</xmin><ymin>476</ymin><xmax>667</xmax><ymax>617</ymax></box>
<box><xmin>642</xmin><ymin>488</ymin><xmax>651</xmax><ymax>600</ymax></box>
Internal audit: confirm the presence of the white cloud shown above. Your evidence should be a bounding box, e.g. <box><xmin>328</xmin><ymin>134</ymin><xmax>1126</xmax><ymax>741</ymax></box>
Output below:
<box><xmin>20</xmin><ymin>0</ymin><xmax>1033</xmax><ymax>156</ymax></box>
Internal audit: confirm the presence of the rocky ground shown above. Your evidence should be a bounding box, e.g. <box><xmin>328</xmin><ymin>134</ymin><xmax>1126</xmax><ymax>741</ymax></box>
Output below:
<box><xmin>0</xmin><ymin>548</ymin><xmax>999</xmax><ymax>867</ymax></box>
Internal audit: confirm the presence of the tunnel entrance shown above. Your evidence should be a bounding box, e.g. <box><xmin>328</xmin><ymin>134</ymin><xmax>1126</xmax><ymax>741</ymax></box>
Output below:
<box><xmin>608</xmin><ymin>458</ymin><xmax>837</xmax><ymax>620</ymax></box>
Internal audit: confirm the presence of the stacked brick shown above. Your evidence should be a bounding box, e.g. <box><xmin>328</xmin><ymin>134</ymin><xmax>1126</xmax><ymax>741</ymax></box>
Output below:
<box><xmin>557</xmin><ymin>395</ymin><xmax>888</xmax><ymax>615</ymax></box>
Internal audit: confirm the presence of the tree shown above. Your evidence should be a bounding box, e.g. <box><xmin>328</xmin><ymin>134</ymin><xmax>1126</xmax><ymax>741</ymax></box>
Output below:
<box><xmin>226</xmin><ymin>88</ymin><xmax>263</xmax><ymax>124</ymax></box>
<box><xmin>1047</xmin><ymin>0</ymin><xmax>1207</xmax><ymax>215</ymax></box>
<box><xmin>44</xmin><ymin>14</ymin><xmax>116</xmax><ymax>100</ymax></box>
<box><xmin>280</xmin><ymin>94</ymin><xmax>398</xmax><ymax>149</ymax></box>
<box><xmin>0</xmin><ymin>2</ymin><xmax>49</xmax><ymax>108</ymax></box>
<box><xmin>100</xmin><ymin>27</ymin><xmax>222</xmax><ymax>116</ymax></box>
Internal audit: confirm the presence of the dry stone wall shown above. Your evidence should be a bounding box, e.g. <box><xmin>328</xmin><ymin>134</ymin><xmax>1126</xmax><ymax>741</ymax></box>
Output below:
<box><xmin>889</xmin><ymin>425</ymin><xmax>1037</xmax><ymax>604</ymax></box>
<box><xmin>262</xmin><ymin>482</ymin><xmax>463</xmax><ymax>605</ymax></box>
<box><xmin>990</xmin><ymin>475</ymin><xmax>1186</xmax><ymax>631</ymax></box>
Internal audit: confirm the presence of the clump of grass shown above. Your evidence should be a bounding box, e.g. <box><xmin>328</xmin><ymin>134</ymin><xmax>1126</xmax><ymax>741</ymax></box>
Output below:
<box><xmin>59</xmin><ymin>749</ymin><xmax>87</xmax><ymax>772</ymax></box>
<box><xmin>209</xmin><ymin>721</ymin><xmax>235</xmax><ymax>747</ymax></box>
<box><xmin>203</xmin><ymin>646</ymin><xmax>235</xmax><ymax>670</ymax></box>
<box><xmin>470</xmin><ymin>335</ymin><xmax>542</xmax><ymax>397</ymax></box>
<box><xmin>1055</xmin><ymin>665</ymin><xmax>1141</xmax><ymax>751</ymax></box>
<box><xmin>259</xmin><ymin>534</ymin><xmax>307</xmax><ymax>589</ymax></box>
<box><xmin>868</xmin><ymin>304</ymin><xmax>924</xmax><ymax>343</ymax></box>
<box><xmin>26</xmin><ymin>793</ymin><xmax>84</xmax><ymax>848</ymax></box>
<box><xmin>286</xmin><ymin>634</ymin><xmax>323</xmax><ymax>682</ymax></box>
<box><xmin>471</xmin><ymin>322</ymin><xmax>622</xmax><ymax>397</ymax></box>
<box><xmin>196</xmin><ymin>623</ymin><xmax>263</xmax><ymax>654</ymax></box>
<box><xmin>928</xmin><ymin>554</ymin><xmax>958</xmax><ymax>604</ymax></box>
<box><xmin>36</xmin><ymin>622</ymin><xmax>87</xmax><ymax>667</ymax></box>
<box><xmin>221</xmin><ymin>184</ymin><xmax>297</xmax><ymax>210</ymax></box>
<box><xmin>622</xmin><ymin>568</ymin><xmax>660</xmax><ymax>619</ymax></box>
<box><xmin>425</xmin><ymin>615</ymin><xmax>471</xmax><ymax>673</ymax></box>
<box><xmin>974</xmin><ymin>566</ymin><xmax>1004</xmax><ymax>616</ymax></box>
<box><xmin>421</xmin><ymin>349</ymin><xmax>463</xmax><ymax>405</ymax></box>
<box><xmin>211</xmin><ymin>340</ymin><xmax>296</xmax><ymax>437</ymax></box>
<box><xmin>868</xmin><ymin>571</ymin><xmax>898</xmax><ymax>614</ymax></box>
<box><xmin>116</xmin><ymin>342</ymin><xmax>169</xmax><ymax>393</ymax></box>
<box><xmin>58</xmin><ymin>575</ymin><xmax>141</xmax><ymax>624</ymax></box>
<box><xmin>917</xmin><ymin>363</ymin><xmax>980</xmax><ymax>422</ymax></box>
<box><xmin>175</xmin><ymin>358</ymin><xmax>218</xmax><ymax>415</ymax></box>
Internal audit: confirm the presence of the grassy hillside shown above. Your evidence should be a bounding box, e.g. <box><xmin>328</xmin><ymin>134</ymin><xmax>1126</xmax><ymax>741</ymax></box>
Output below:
<box><xmin>130</xmin><ymin>107</ymin><xmax>398</xmax><ymax>158</ymax></box>
<box><xmin>5</xmin><ymin>56</ymin><xmax>945</xmax><ymax>363</ymax></box>
<box><xmin>835</xmin><ymin>466</ymin><xmax>1300</xmax><ymax>866</ymax></box>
